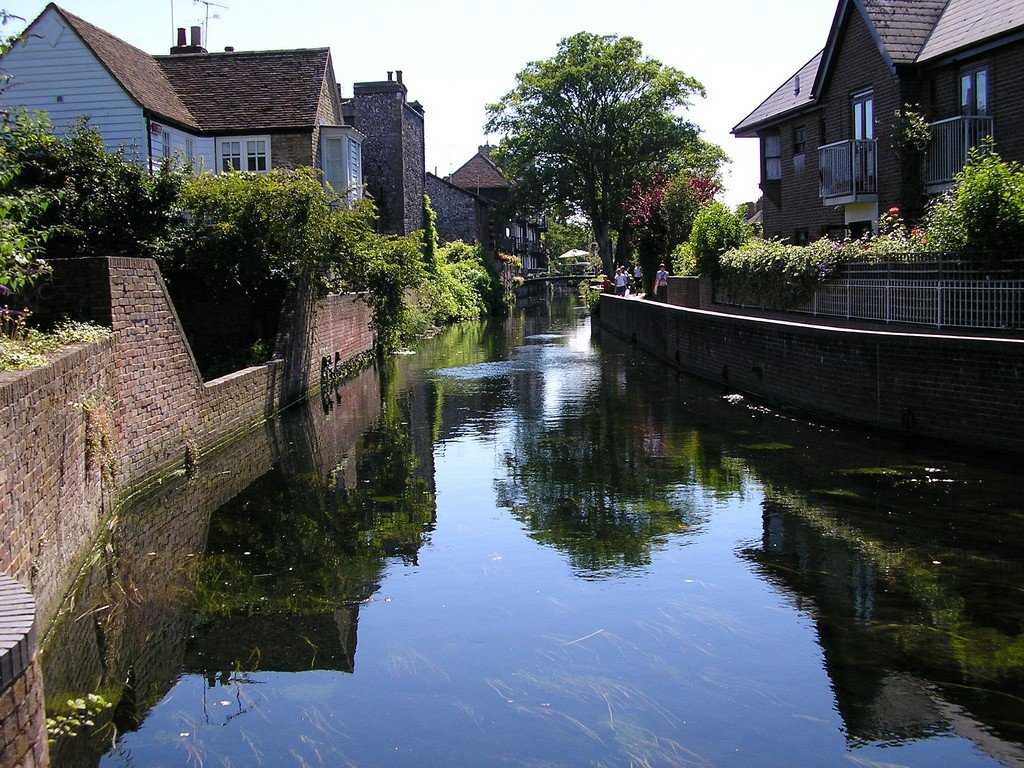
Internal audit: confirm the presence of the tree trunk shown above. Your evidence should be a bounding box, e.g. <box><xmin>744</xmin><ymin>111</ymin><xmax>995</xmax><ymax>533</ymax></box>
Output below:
<box><xmin>595</xmin><ymin>220</ymin><xmax>613</xmax><ymax>275</ymax></box>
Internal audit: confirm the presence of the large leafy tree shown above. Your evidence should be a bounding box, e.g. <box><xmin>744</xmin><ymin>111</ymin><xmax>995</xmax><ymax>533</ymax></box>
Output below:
<box><xmin>486</xmin><ymin>32</ymin><xmax>706</xmax><ymax>273</ymax></box>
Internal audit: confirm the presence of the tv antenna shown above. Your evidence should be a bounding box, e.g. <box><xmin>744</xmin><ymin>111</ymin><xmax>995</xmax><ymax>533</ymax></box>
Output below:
<box><xmin>193</xmin><ymin>0</ymin><xmax>228</xmax><ymax>46</ymax></box>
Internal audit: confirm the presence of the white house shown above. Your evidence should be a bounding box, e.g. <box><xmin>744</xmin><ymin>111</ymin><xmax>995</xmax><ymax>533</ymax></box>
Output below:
<box><xmin>0</xmin><ymin>4</ymin><xmax>364</xmax><ymax>201</ymax></box>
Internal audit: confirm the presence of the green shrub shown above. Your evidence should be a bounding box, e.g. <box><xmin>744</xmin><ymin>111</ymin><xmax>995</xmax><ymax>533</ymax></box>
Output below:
<box><xmin>405</xmin><ymin>241</ymin><xmax>501</xmax><ymax>337</ymax></box>
<box><xmin>687</xmin><ymin>201</ymin><xmax>749</xmax><ymax>275</ymax></box>
<box><xmin>926</xmin><ymin>146</ymin><xmax>1024</xmax><ymax>255</ymax></box>
<box><xmin>0</xmin><ymin>319</ymin><xmax>111</xmax><ymax>371</ymax></box>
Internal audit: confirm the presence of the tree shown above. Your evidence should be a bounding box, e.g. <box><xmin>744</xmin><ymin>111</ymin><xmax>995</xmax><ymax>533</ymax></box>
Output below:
<box><xmin>486</xmin><ymin>32</ymin><xmax>707</xmax><ymax>273</ymax></box>
<box><xmin>543</xmin><ymin>217</ymin><xmax>592</xmax><ymax>258</ymax></box>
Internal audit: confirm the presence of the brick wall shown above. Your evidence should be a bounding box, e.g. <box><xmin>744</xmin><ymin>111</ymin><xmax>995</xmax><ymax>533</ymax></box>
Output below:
<box><xmin>0</xmin><ymin>577</ymin><xmax>47</xmax><ymax>768</ymax></box>
<box><xmin>270</xmin><ymin>129</ymin><xmax>316</xmax><ymax>170</ymax></box>
<box><xmin>2</xmin><ymin>258</ymin><xmax>375</xmax><ymax>629</ymax></box>
<box><xmin>599</xmin><ymin>296</ymin><xmax>1024</xmax><ymax>453</ymax></box>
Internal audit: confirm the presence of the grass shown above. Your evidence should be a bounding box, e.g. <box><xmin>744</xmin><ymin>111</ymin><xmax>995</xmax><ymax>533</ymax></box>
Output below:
<box><xmin>0</xmin><ymin>320</ymin><xmax>111</xmax><ymax>372</ymax></box>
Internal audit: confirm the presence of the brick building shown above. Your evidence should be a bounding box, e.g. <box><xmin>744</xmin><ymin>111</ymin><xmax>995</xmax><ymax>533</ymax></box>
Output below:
<box><xmin>343</xmin><ymin>71</ymin><xmax>426</xmax><ymax>235</ymax></box>
<box><xmin>733</xmin><ymin>0</ymin><xmax>1024</xmax><ymax>241</ymax></box>
<box><xmin>0</xmin><ymin>4</ymin><xmax>364</xmax><ymax>198</ymax></box>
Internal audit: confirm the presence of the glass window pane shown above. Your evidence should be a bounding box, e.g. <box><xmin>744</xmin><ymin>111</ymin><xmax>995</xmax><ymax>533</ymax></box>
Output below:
<box><xmin>764</xmin><ymin>135</ymin><xmax>781</xmax><ymax>157</ymax></box>
<box><xmin>976</xmin><ymin>70</ymin><xmax>988</xmax><ymax>114</ymax></box>
<box><xmin>854</xmin><ymin>102</ymin><xmax>863</xmax><ymax>140</ymax></box>
<box><xmin>864</xmin><ymin>99</ymin><xmax>873</xmax><ymax>139</ymax></box>
<box><xmin>961</xmin><ymin>74</ymin><xmax>973</xmax><ymax>113</ymax></box>
<box><xmin>766</xmin><ymin>158</ymin><xmax>782</xmax><ymax>180</ymax></box>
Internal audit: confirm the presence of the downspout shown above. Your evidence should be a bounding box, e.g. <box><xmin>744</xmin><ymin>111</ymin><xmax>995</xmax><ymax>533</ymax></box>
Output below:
<box><xmin>144</xmin><ymin>112</ymin><xmax>154</xmax><ymax>176</ymax></box>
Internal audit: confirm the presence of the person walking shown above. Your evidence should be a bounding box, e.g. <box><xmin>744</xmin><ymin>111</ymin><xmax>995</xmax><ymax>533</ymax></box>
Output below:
<box><xmin>633</xmin><ymin>263</ymin><xmax>644</xmax><ymax>295</ymax></box>
<box><xmin>655</xmin><ymin>263</ymin><xmax>670</xmax><ymax>302</ymax></box>
<box><xmin>614</xmin><ymin>267</ymin><xmax>628</xmax><ymax>296</ymax></box>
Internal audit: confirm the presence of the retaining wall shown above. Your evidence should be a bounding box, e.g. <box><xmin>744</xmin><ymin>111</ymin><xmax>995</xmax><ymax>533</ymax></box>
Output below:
<box><xmin>599</xmin><ymin>295</ymin><xmax>1024</xmax><ymax>453</ymax></box>
<box><xmin>0</xmin><ymin>577</ymin><xmax>46</xmax><ymax>768</ymax></box>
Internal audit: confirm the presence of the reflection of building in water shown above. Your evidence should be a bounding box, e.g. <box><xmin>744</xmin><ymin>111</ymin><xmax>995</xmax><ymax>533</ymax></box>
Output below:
<box><xmin>743</xmin><ymin>498</ymin><xmax>1024</xmax><ymax>764</ymax></box>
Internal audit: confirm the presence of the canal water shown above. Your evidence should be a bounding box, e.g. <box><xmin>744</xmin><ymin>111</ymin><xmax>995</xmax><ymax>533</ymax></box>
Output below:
<box><xmin>42</xmin><ymin>298</ymin><xmax>1024</xmax><ymax>767</ymax></box>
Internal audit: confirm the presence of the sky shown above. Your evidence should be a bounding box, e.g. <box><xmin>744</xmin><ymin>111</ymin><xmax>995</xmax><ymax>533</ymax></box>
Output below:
<box><xmin>3</xmin><ymin>0</ymin><xmax>839</xmax><ymax>208</ymax></box>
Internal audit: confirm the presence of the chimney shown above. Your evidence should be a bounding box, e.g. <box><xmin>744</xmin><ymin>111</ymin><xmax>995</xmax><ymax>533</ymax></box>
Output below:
<box><xmin>176</xmin><ymin>28</ymin><xmax>187</xmax><ymax>47</ymax></box>
<box><xmin>396</xmin><ymin>70</ymin><xmax>403</xmax><ymax>84</ymax></box>
<box><xmin>190</xmin><ymin>26</ymin><xmax>202</xmax><ymax>47</ymax></box>
<box><xmin>224</xmin><ymin>46</ymin><xmax>235</xmax><ymax>52</ymax></box>
<box><xmin>387</xmin><ymin>71</ymin><xmax>393</xmax><ymax>81</ymax></box>
<box><xmin>171</xmin><ymin>25</ymin><xmax>207</xmax><ymax>54</ymax></box>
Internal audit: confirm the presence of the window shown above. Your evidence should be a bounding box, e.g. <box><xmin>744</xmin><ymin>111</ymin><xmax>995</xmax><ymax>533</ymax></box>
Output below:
<box><xmin>162</xmin><ymin>130</ymin><xmax>172</xmax><ymax>161</ymax></box>
<box><xmin>852</xmin><ymin>91</ymin><xmax>874</xmax><ymax>141</ymax></box>
<box><xmin>221</xmin><ymin>140</ymin><xmax>241</xmax><ymax>171</ymax></box>
<box><xmin>793</xmin><ymin>126</ymin><xmax>807</xmax><ymax>156</ymax></box>
<box><xmin>961</xmin><ymin>67</ymin><xmax>989</xmax><ymax>115</ymax></box>
<box><xmin>246</xmin><ymin>139</ymin><xmax>267</xmax><ymax>171</ymax></box>
<box><xmin>185</xmin><ymin>137</ymin><xmax>195</xmax><ymax>170</ymax></box>
<box><xmin>793</xmin><ymin>229</ymin><xmax>810</xmax><ymax>246</ymax></box>
<box><xmin>764</xmin><ymin>134</ymin><xmax>782</xmax><ymax>181</ymax></box>
<box><xmin>218</xmin><ymin>136</ymin><xmax>271</xmax><ymax>173</ymax></box>
<box><xmin>348</xmin><ymin>137</ymin><xmax>361</xmax><ymax>187</ymax></box>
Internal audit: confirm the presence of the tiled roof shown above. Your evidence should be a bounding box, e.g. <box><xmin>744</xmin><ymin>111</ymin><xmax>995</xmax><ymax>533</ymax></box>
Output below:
<box><xmin>733</xmin><ymin>51</ymin><xmax>821</xmax><ymax>135</ymax></box>
<box><xmin>861</xmin><ymin>0</ymin><xmax>948</xmax><ymax>63</ymax></box>
<box><xmin>156</xmin><ymin>49</ymin><xmax>332</xmax><ymax>131</ymax></box>
<box><xmin>450</xmin><ymin>150</ymin><xmax>510</xmax><ymax>191</ymax></box>
<box><xmin>54</xmin><ymin>4</ymin><xmax>198</xmax><ymax>128</ymax></box>
<box><xmin>918</xmin><ymin>0</ymin><xmax>1024</xmax><ymax>62</ymax></box>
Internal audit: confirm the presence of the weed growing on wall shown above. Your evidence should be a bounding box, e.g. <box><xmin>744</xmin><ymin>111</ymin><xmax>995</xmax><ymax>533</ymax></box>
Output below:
<box><xmin>76</xmin><ymin>394</ymin><xmax>118</xmax><ymax>485</ymax></box>
<box><xmin>0</xmin><ymin>319</ymin><xmax>110</xmax><ymax>371</ymax></box>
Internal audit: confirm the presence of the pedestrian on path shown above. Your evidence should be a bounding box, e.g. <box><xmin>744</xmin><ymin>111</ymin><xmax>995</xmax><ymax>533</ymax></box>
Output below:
<box><xmin>614</xmin><ymin>267</ymin><xmax>629</xmax><ymax>296</ymax></box>
<box><xmin>633</xmin><ymin>263</ymin><xmax>644</xmax><ymax>295</ymax></box>
<box><xmin>655</xmin><ymin>263</ymin><xmax>669</xmax><ymax>302</ymax></box>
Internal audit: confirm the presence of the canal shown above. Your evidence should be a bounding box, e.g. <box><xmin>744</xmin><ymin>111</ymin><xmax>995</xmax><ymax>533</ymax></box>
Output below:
<box><xmin>43</xmin><ymin>298</ymin><xmax>1024</xmax><ymax>767</ymax></box>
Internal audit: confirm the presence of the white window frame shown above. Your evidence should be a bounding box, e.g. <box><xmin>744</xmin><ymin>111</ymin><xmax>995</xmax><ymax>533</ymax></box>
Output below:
<box><xmin>217</xmin><ymin>135</ymin><xmax>272</xmax><ymax>173</ymax></box>
<box><xmin>161</xmin><ymin>130</ymin><xmax>172</xmax><ymax>161</ymax></box>
<box><xmin>764</xmin><ymin>134</ymin><xmax>782</xmax><ymax>181</ymax></box>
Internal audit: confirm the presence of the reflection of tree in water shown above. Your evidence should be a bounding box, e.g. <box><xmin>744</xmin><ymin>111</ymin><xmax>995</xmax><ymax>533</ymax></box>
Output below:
<box><xmin>189</xmin><ymin>381</ymin><xmax>438</xmax><ymax>678</ymax></box>
<box><xmin>493</xmin><ymin>355</ymin><xmax>743</xmax><ymax>575</ymax></box>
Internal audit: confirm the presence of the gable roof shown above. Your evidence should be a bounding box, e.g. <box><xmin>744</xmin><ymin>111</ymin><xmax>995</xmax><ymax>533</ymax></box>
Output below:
<box><xmin>735</xmin><ymin>0</ymin><xmax>1024</xmax><ymax>136</ymax></box>
<box><xmin>861</xmin><ymin>0</ymin><xmax>948</xmax><ymax>64</ymax></box>
<box><xmin>426</xmin><ymin>171</ymin><xmax>491</xmax><ymax>206</ymax></box>
<box><xmin>733</xmin><ymin>51</ymin><xmax>822</xmax><ymax>136</ymax></box>
<box><xmin>449</xmin><ymin>148</ymin><xmax>510</xmax><ymax>191</ymax></box>
<box><xmin>51</xmin><ymin>4</ymin><xmax>197</xmax><ymax>128</ymax></box>
<box><xmin>156</xmin><ymin>48</ymin><xmax>333</xmax><ymax>132</ymax></box>
<box><xmin>918</xmin><ymin>0</ymin><xmax>1024</xmax><ymax>62</ymax></box>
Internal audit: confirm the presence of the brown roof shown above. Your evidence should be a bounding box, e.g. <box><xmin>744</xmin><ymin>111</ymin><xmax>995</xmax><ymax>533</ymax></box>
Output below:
<box><xmin>449</xmin><ymin>149</ymin><xmax>510</xmax><ymax>191</ymax></box>
<box><xmin>156</xmin><ymin>48</ymin><xmax>333</xmax><ymax>132</ymax></box>
<box><xmin>733</xmin><ymin>51</ymin><xmax>821</xmax><ymax>136</ymax></box>
<box><xmin>53</xmin><ymin>4</ymin><xmax>197</xmax><ymax>128</ymax></box>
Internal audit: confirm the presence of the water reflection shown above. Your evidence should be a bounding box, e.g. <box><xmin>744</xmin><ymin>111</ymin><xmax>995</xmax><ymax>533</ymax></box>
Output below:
<box><xmin>41</xmin><ymin>297</ymin><xmax>1024</xmax><ymax>767</ymax></box>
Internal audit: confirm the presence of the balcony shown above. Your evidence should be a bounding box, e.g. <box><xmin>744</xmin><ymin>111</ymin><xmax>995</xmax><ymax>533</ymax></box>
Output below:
<box><xmin>819</xmin><ymin>139</ymin><xmax>877</xmax><ymax>205</ymax></box>
<box><xmin>926</xmin><ymin>115</ymin><xmax>994</xmax><ymax>192</ymax></box>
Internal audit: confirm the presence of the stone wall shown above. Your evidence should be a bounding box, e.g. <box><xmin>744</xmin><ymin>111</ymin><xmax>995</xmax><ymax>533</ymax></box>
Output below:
<box><xmin>598</xmin><ymin>295</ymin><xmax>1024</xmax><ymax>453</ymax></box>
<box><xmin>270</xmin><ymin>129</ymin><xmax>315</xmax><ymax>170</ymax></box>
<box><xmin>0</xmin><ymin>577</ymin><xmax>47</xmax><ymax>768</ymax></box>
<box><xmin>426</xmin><ymin>173</ymin><xmax>486</xmax><ymax>245</ymax></box>
<box><xmin>402</xmin><ymin>102</ymin><xmax>425</xmax><ymax>234</ymax></box>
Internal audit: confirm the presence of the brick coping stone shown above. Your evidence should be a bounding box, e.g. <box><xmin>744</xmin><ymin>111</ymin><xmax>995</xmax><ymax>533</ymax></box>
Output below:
<box><xmin>0</xmin><ymin>576</ymin><xmax>36</xmax><ymax>693</ymax></box>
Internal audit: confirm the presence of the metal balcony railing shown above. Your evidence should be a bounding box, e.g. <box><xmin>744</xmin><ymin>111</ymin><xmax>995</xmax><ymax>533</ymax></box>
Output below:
<box><xmin>926</xmin><ymin>115</ymin><xmax>994</xmax><ymax>189</ymax></box>
<box><xmin>819</xmin><ymin>139</ymin><xmax>877</xmax><ymax>201</ymax></box>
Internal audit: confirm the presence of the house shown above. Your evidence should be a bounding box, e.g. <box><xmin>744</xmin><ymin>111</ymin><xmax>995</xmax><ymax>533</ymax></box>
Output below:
<box><xmin>445</xmin><ymin>145</ymin><xmax>548</xmax><ymax>272</ymax></box>
<box><xmin>733</xmin><ymin>0</ymin><xmax>1024</xmax><ymax>241</ymax></box>
<box><xmin>342</xmin><ymin>71</ymin><xmax>425</xmax><ymax>235</ymax></box>
<box><xmin>0</xmin><ymin>4</ymin><xmax>364</xmax><ymax>199</ymax></box>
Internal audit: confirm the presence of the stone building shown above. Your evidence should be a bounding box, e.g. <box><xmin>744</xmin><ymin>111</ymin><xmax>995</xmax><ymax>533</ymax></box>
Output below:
<box><xmin>343</xmin><ymin>71</ymin><xmax>425</xmax><ymax>235</ymax></box>
<box><xmin>425</xmin><ymin>172</ymin><xmax>491</xmax><ymax>246</ymax></box>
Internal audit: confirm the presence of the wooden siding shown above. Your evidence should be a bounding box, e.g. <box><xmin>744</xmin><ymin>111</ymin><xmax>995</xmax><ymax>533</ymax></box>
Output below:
<box><xmin>0</xmin><ymin>7</ymin><xmax>147</xmax><ymax>159</ymax></box>
<box><xmin>150</xmin><ymin>120</ymin><xmax>214</xmax><ymax>173</ymax></box>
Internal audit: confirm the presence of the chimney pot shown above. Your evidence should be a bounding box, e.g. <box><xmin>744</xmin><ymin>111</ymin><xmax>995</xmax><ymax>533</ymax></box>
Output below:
<box><xmin>190</xmin><ymin>26</ymin><xmax>201</xmax><ymax>48</ymax></box>
<box><xmin>176</xmin><ymin>27</ymin><xmax>187</xmax><ymax>47</ymax></box>
<box><xmin>396</xmin><ymin>70</ymin><xmax>403</xmax><ymax>84</ymax></box>
<box><xmin>387</xmin><ymin>71</ymin><xmax>393</xmax><ymax>81</ymax></box>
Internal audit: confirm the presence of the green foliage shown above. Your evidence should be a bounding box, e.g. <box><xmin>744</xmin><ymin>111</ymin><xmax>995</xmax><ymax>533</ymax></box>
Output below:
<box><xmin>2</xmin><ymin>113</ymin><xmax>185</xmax><ymax>261</ymax></box>
<box><xmin>486</xmin><ymin>31</ymin><xmax>707</xmax><ymax>268</ymax></box>
<box><xmin>890</xmin><ymin>104</ymin><xmax>932</xmax><ymax>159</ymax></box>
<box><xmin>925</xmin><ymin>144</ymin><xmax>1024</xmax><ymax>255</ymax></box>
<box><xmin>544</xmin><ymin>217</ymin><xmax>592</xmax><ymax>258</ymax></box>
<box><xmin>684</xmin><ymin>202</ymin><xmax>749</xmax><ymax>275</ymax></box>
<box><xmin>405</xmin><ymin>240</ymin><xmax>503</xmax><ymax>337</ymax></box>
<box><xmin>422</xmin><ymin>193</ymin><xmax>439</xmax><ymax>273</ymax></box>
<box><xmin>0</xmin><ymin>120</ymin><xmax>51</xmax><ymax>291</ymax></box>
<box><xmin>46</xmin><ymin>693</ymin><xmax>113</xmax><ymax>744</ymax></box>
<box><xmin>0</xmin><ymin>319</ymin><xmax>110</xmax><ymax>371</ymax></box>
